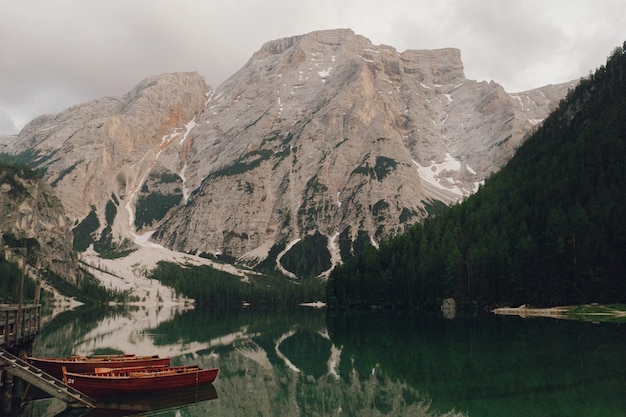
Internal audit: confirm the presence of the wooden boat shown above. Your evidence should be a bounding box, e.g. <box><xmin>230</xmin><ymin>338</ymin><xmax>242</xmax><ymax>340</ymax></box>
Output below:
<box><xmin>26</xmin><ymin>354</ymin><xmax>170</xmax><ymax>379</ymax></box>
<box><xmin>62</xmin><ymin>365</ymin><xmax>219</xmax><ymax>399</ymax></box>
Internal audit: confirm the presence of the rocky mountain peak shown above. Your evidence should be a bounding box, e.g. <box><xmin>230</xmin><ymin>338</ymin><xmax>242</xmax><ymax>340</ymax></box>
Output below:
<box><xmin>2</xmin><ymin>29</ymin><xmax>577</xmax><ymax>278</ymax></box>
<box><xmin>150</xmin><ymin>29</ymin><xmax>576</xmax><ymax>268</ymax></box>
<box><xmin>3</xmin><ymin>71</ymin><xmax>209</xmax><ymax>239</ymax></box>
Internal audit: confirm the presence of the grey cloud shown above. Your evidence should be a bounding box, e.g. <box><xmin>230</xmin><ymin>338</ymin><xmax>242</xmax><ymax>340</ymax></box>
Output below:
<box><xmin>0</xmin><ymin>0</ymin><xmax>624</xmax><ymax>134</ymax></box>
<box><xmin>0</xmin><ymin>110</ymin><xmax>17</xmax><ymax>134</ymax></box>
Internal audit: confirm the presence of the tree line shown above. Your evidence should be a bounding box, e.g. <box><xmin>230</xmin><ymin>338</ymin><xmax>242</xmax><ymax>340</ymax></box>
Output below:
<box><xmin>151</xmin><ymin>261</ymin><xmax>326</xmax><ymax>308</ymax></box>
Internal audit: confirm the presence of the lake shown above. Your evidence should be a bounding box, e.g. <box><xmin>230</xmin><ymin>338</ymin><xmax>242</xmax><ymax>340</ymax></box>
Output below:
<box><xmin>10</xmin><ymin>304</ymin><xmax>626</xmax><ymax>416</ymax></box>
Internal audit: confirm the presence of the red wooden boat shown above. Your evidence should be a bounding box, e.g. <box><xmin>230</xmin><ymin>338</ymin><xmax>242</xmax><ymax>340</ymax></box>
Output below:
<box><xmin>62</xmin><ymin>365</ymin><xmax>219</xmax><ymax>399</ymax></box>
<box><xmin>27</xmin><ymin>354</ymin><xmax>170</xmax><ymax>379</ymax></box>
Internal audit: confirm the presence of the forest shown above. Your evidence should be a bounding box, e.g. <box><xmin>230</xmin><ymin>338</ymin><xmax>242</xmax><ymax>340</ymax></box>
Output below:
<box><xmin>151</xmin><ymin>261</ymin><xmax>326</xmax><ymax>309</ymax></box>
<box><xmin>327</xmin><ymin>43</ymin><xmax>626</xmax><ymax>310</ymax></box>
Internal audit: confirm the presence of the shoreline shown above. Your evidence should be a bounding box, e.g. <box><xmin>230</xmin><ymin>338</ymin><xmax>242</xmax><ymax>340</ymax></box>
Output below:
<box><xmin>492</xmin><ymin>304</ymin><xmax>626</xmax><ymax>322</ymax></box>
<box><xmin>492</xmin><ymin>305</ymin><xmax>568</xmax><ymax>319</ymax></box>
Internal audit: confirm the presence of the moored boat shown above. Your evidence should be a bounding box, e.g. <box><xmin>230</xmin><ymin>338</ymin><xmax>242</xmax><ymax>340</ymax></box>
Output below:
<box><xmin>62</xmin><ymin>365</ymin><xmax>219</xmax><ymax>399</ymax></box>
<box><xmin>27</xmin><ymin>354</ymin><xmax>170</xmax><ymax>379</ymax></box>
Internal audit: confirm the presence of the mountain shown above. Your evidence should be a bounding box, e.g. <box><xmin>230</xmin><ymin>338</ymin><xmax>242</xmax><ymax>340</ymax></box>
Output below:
<box><xmin>327</xmin><ymin>43</ymin><xmax>626</xmax><ymax>309</ymax></box>
<box><xmin>0</xmin><ymin>29</ymin><xmax>575</xmax><ymax>279</ymax></box>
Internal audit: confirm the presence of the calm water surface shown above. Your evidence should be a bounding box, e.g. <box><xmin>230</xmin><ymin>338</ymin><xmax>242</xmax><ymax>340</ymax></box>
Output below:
<box><xmin>12</xmin><ymin>304</ymin><xmax>626</xmax><ymax>416</ymax></box>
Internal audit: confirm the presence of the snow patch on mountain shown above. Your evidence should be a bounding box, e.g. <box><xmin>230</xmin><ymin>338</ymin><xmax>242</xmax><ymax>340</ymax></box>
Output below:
<box><xmin>276</xmin><ymin>239</ymin><xmax>301</xmax><ymax>279</ymax></box>
<box><xmin>413</xmin><ymin>154</ymin><xmax>465</xmax><ymax>199</ymax></box>
<box><xmin>80</xmin><ymin>230</ymin><xmax>253</xmax><ymax>306</ymax></box>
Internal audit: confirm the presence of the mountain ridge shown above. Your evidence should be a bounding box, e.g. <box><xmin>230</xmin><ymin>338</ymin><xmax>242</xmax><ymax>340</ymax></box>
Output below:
<box><xmin>0</xmin><ymin>29</ymin><xmax>577</xmax><ymax>281</ymax></box>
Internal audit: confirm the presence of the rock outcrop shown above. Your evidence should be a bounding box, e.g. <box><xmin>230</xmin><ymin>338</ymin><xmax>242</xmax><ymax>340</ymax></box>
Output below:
<box><xmin>3</xmin><ymin>72</ymin><xmax>209</xmax><ymax>249</ymax></box>
<box><xmin>0</xmin><ymin>166</ymin><xmax>79</xmax><ymax>283</ymax></box>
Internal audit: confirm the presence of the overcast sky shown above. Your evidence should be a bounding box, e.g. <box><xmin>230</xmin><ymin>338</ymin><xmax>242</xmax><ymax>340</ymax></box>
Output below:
<box><xmin>1</xmin><ymin>0</ymin><xmax>624</xmax><ymax>134</ymax></box>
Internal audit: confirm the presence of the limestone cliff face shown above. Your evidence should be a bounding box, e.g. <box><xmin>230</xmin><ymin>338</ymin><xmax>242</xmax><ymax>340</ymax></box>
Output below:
<box><xmin>5</xmin><ymin>72</ymin><xmax>209</xmax><ymax>249</ymax></box>
<box><xmin>0</xmin><ymin>168</ymin><xmax>79</xmax><ymax>283</ymax></box>
<box><xmin>2</xmin><ymin>29</ymin><xmax>576</xmax><ymax>275</ymax></box>
<box><xmin>152</xmin><ymin>29</ymin><xmax>575</xmax><ymax>264</ymax></box>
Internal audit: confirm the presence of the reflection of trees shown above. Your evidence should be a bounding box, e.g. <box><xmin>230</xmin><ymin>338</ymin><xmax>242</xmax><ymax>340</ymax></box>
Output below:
<box><xmin>170</xmin><ymin>308</ymin><xmax>465</xmax><ymax>417</ymax></box>
<box><xmin>33</xmin><ymin>305</ymin><xmax>118</xmax><ymax>357</ymax></box>
<box><xmin>152</xmin><ymin>306</ymin><xmax>328</xmax><ymax>346</ymax></box>
<box><xmin>275</xmin><ymin>329</ymin><xmax>332</xmax><ymax>377</ymax></box>
<box><xmin>327</xmin><ymin>311</ymin><xmax>626</xmax><ymax>417</ymax></box>
<box><xmin>189</xmin><ymin>337</ymin><xmax>463</xmax><ymax>417</ymax></box>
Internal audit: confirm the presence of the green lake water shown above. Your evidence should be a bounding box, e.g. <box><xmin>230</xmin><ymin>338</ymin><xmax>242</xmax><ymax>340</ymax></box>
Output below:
<box><xmin>11</xmin><ymin>305</ymin><xmax>626</xmax><ymax>416</ymax></box>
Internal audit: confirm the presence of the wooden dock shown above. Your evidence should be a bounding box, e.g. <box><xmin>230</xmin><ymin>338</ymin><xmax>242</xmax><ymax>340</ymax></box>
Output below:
<box><xmin>0</xmin><ymin>304</ymin><xmax>95</xmax><ymax>409</ymax></box>
<box><xmin>0</xmin><ymin>304</ymin><xmax>41</xmax><ymax>348</ymax></box>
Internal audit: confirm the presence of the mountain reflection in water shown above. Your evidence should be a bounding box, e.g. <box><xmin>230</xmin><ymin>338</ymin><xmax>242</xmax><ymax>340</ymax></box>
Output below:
<box><xmin>28</xmin><ymin>384</ymin><xmax>218</xmax><ymax>417</ymax></box>
<box><xmin>16</xmin><ymin>304</ymin><xmax>626</xmax><ymax>417</ymax></box>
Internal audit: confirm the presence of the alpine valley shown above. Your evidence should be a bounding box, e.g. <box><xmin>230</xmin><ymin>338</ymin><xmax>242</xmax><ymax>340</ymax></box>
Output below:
<box><xmin>0</xmin><ymin>29</ymin><xmax>577</xmax><ymax>289</ymax></box>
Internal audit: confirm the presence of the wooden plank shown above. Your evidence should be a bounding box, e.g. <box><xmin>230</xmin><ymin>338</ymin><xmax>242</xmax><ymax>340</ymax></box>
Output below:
<box><xmin>0</xmin><ymin>305</ymin><xmax>40</xmax><ymax>348</ymax></box>
<box><xmin>0</xmin><ymin>348</ymin><xmax>95</xmax><ymax>408</ymax></box>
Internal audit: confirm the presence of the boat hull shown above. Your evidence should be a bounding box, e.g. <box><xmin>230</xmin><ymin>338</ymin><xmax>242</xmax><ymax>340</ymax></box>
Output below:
<box><xmin>28</xmin><ymin>355</ymin><xmax>170</xmax><ymax>379</ymax></box>
<box><xmin>63</xmin><ymin>365</ymin><xmax>219</xmax><ymax>399</ymax></box>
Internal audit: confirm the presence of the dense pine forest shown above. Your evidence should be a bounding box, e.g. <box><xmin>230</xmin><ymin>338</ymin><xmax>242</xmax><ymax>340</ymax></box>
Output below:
<box><xmin>151</xmin><ymin>261</ymin><xmax>326</xmax><ymax>308</ymax></box>
<box><xmin>327</xmin><ymin>43</ymin><xmax>626</xmax><ymax>310</ymax></box>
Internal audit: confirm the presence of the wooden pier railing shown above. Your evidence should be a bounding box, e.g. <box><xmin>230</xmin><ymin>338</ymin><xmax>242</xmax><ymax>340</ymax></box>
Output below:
<box><xmin>0</xmin><ymin>304</ymin><xmax>41</xmax><ymax>348</ymax></box>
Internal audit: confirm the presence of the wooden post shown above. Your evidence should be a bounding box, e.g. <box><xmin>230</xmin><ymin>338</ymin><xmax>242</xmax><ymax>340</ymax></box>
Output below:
<box><xmin>3</xmin><ymin>370</ymin><xmax>13</xmax><ymax>394</ymax></box>
<box><xmin>17</xmin><ymin>252</ymin><xmax>26</xmax><ymax>344</ymax></box>
<box><xmin>34</xmin><ymin>281</ymin><xmax>42</xmax><ymax>305</ymax></box>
